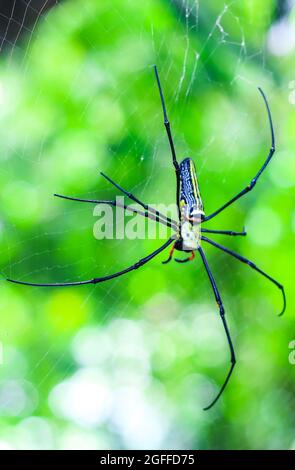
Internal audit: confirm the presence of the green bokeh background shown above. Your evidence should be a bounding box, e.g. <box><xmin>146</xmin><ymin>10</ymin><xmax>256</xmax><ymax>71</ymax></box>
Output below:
<box><xmin>0</xmin><ymin>0</ymin><xmax>294</xmax><ymax>450</ymax></box>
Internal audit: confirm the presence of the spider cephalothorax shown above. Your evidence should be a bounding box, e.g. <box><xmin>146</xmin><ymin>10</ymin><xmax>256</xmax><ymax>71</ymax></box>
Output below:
<box><xmin>8</xmin><ymin>65</ymin><xmax>286</xmax><ymax>411</ymax></box>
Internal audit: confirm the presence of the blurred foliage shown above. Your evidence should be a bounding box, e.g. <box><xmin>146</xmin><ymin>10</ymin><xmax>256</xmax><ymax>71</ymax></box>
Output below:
<box><xmin>0</xmin><ymin>0</ymin><xmax>294</xmax><ymax>450</ymax></box>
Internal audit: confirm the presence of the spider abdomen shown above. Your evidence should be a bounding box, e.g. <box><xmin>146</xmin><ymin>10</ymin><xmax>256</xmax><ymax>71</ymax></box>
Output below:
<box><xmin>179</xmin><ymin>158</ymin><xmax>204</xmax><ymax>217</ymax></box>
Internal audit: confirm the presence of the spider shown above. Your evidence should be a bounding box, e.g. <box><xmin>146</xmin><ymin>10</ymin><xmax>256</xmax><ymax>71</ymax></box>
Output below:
<box><xmin>7</xmin><ymin>65</ymin><xmax>286</xmax><ymax>410</ymax></box>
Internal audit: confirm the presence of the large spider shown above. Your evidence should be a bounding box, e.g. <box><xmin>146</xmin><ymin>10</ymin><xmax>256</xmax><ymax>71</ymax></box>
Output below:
<box><xmin>7</xmin><ymin>66</ymin><xmax>285</xmax><ymax>410</ymax></box>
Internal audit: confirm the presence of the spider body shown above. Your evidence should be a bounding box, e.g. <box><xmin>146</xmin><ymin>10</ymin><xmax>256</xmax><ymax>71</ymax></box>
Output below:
<box><xmin>8</xmin><ymin>65</ymin><xmax>286</xmax><ymax>411</ymax></box>
<box><xmin>178</xmin><ymin>157</ymin><xmax>204</xmax><ymax>252</ymax></box>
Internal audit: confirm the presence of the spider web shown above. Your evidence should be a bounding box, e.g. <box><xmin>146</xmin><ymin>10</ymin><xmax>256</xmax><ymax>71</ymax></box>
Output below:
<box><xmin>0</xmin><ymin>0</ymin><xmax>293</xmax><ymax>451</ymax></box>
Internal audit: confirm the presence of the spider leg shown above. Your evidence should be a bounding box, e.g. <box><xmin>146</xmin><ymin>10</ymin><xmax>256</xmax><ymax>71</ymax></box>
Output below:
<box><xmin>201</xmin><ymin>236</ymin><xmax>286</xmax><ymax>316</ymax></box>
<box><xmin>100</xmin><ymin>172</ymin><xmax>178</xmax><ymax>228</ymax></box>
<box><xmin>204</xmin><ymin>88</ymin><xmax>275</xmax><ymax>222</ymax></box>
<box><xmin>54</xmin><ymin>194</ymin><xmax>178</xmax><ymax>230</ymax></box>
<box><xmin>7</xmin><ymin>238</ymin><xmax>174</xmax><ymax>288</ymax></box>
<box><xmin>154</xmin><ymin>65</ymin><xmax>181</xmax><ymax>219</ymax></box>
<box><xmin>201</xmin><ymin>228</ymin><xmax>247</xmax><ymax>237</ymax></box>
<box><xmin>198</xmin><ymin>246</ymin><xmax>236</xmax><ymax>410</ymax></box>
<box><xmin>175</xmin><ymin>251</ymin><xmax>195</xmax><ymax>263</ymax></box>
<box><xmin>162</xmin><ymin>244</ymin><xmax>176</xmax><ymax>264</ymax></box>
